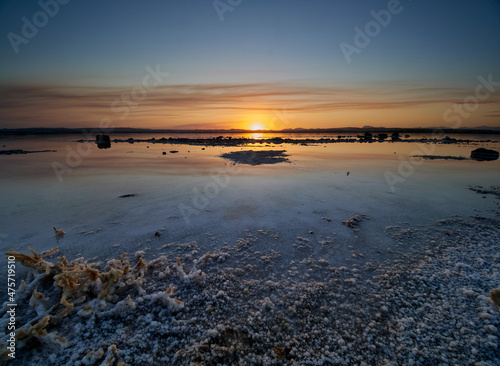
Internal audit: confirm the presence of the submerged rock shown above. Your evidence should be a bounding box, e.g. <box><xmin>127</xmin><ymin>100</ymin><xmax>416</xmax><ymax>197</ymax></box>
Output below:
<box><xmin>0</xmin><ymin>149</ymin><xmax>56</xmax><ymax>155</ymax></box>
<box><xmin>471</xmin><ymin>148</ymin><xmax>499</xmax><ymax>161</ymax></box>
<box><xmin>220</xmin><ymin>150</ymin><xmax>290</xmax><ymax>165</ymax></box>
<box><xmin>119</xmin><ymin>194</ymin><xmax>137</xmax><ymax>198</ymax></box>
<box><xmin>411</xmin><ymin>155</ymin><xmax>467</xmax><ymax>161</ymax></box>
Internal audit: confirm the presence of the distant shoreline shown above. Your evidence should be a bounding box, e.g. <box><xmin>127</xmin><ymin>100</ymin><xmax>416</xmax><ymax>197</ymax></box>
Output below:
<box><xmin>1</xmin><ymin>126</ymin><xmax>499</xmax><ymax>136</ymax></box>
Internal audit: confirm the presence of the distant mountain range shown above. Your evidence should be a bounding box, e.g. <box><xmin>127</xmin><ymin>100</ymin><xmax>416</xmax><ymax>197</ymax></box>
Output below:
<box><xmin>0</xmin><ymin>126</ymin><xmax>499</xmax><ymax>135</ymax></box>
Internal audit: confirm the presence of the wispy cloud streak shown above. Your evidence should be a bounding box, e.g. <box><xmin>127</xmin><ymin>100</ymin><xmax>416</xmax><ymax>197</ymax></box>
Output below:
<box><xmin>1</xmin><ymin>82</ymin><xmax>499</xmax><ymax>128</ymax></box>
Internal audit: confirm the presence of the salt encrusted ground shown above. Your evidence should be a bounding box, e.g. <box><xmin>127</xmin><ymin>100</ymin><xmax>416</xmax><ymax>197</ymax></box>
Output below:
<box><xmin>1</xmin><ymin>216</ymin><xmax>499</xmax><ymax>365</ymax></box>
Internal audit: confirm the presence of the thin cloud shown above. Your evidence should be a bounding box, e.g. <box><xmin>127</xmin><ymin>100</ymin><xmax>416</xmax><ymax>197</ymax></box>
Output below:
<box><xmin>0</xmin><ymin>82</ymin><xmax>499</xmax><ymax>128</ymax></box>
<box><xmin>483</xmin><ymin>112</ymin><xmax>500</xmax><ymax>118</ymax></box>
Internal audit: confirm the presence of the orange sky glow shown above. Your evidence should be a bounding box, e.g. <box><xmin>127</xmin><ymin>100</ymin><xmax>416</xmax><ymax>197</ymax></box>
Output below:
<box><xmin>1</xmin><ymin>82</ymin><xmax>499</xmax><ymax>130</ymax></box>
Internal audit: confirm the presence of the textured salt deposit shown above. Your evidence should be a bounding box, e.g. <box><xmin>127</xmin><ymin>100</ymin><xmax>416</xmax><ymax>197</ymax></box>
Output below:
<box><xmin>1</xmin><ymin>216</ymin><xmax>499</xmax><ymax>365</ymax></box>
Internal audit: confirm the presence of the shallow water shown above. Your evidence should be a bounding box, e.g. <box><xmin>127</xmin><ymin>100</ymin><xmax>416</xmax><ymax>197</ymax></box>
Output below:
<box><xmin>0</xmin><ymin>133</ymin><xmax>499</xmax><ymax>277</ymax></box>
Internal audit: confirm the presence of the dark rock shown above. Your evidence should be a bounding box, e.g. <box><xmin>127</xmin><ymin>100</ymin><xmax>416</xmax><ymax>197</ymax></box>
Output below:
<box><xmin>95</xmin><ymin>134</ymin><xmax>111</xmax><ymax>149</ymax></box>
<box><xmin>96</xmin><ymin>134</ymin><xmax>110</xmax><ymax>143</ymax></box>
<box><xmin>470</xmin><ymin>148</ymin><xmax>499</xmax><ymax>161</ymax></box>
<box><xmin>162</xmin><ymin>152</ymin><xmax>166</xmax><ymax>155</ymax></box>
<box><xmin>154</xmin><ymin>231</ymin><xmax>161</xmax><ymax>237</ymax></box>
<box><xmin>361</xmin><ymin>132</ymin><xmax>373</xmax><ymax>141</ymax></box>
<box><xmin>170</xmin><ymin>151</ymin><xmax>179</xmax><ymax>154</ymax></box>
<box><xmin>119</xmin><ymin>194</ymin><xmax>137</xmax><ymax>198</ymax></box>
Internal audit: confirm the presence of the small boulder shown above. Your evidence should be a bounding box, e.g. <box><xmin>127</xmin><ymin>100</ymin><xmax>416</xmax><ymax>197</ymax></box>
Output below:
<box><xmin>471</xmin><ymin>148</ymin><xmax>499</xmax><ymax>161</ymax></box>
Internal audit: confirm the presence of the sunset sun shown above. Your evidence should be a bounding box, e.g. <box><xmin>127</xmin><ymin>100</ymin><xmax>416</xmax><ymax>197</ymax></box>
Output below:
<box><xmin>250</xmin><ymin>124</ymin><xmax>263</xmax><ymax>131</ymax></box>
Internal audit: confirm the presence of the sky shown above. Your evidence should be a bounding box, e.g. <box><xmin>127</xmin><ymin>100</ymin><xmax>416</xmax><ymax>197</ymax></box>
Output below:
<box><xmin>0</xmin><ymin>0</ymin><xmax>500</xmax><ymax>130</ymax></box>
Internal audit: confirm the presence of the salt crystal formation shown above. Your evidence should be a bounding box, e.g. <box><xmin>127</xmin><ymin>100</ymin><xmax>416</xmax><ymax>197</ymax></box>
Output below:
<box><xmin>174</xmin><ymin>254</ymin><xmax>211</xmax><ymax>284</ymax></box>
<box><xmin>0</xmin><ymin>247</ymin><xmax>186</xmax><ymax>364</ymax></box>
<box><xmin>1</xmin><ymin>217</ymin><xmax>499</xmax><ymax>365</ymax></box>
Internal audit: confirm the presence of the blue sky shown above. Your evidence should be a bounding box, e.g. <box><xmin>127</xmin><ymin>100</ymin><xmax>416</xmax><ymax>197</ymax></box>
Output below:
<box><xmin>1</xmin><ymin>0</ymin><xmax>499</xmax><ymax>129</ymax></box>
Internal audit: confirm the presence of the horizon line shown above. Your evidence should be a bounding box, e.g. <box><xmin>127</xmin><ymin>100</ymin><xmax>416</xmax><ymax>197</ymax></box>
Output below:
<box><xmin>1</xmin><ymin>126</ymin><xmax>500</xmax><ymax>135</ymax></box>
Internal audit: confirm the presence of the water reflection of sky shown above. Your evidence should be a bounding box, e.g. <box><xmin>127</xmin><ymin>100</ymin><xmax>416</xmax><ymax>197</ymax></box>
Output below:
<box><xmin>0</xmin><ymin>133</ymin><xmax>498</xmax><ymax>266</ymax></box>
<box><xmin>0</xmin><ymin>134</ymin><xmax>499</xmax><ymax>181</ymax></box>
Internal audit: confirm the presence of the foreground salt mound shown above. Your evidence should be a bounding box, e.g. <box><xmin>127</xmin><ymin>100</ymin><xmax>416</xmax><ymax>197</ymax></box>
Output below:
<box><xmin>1</xmin><ymin>216</ymin><xmax>499</xmax><ymax>365</ymax></box>
<box><xmin>0</xmin><ymin>249</ymin><xmax>208</xmax><ymax>363</ymax></box>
